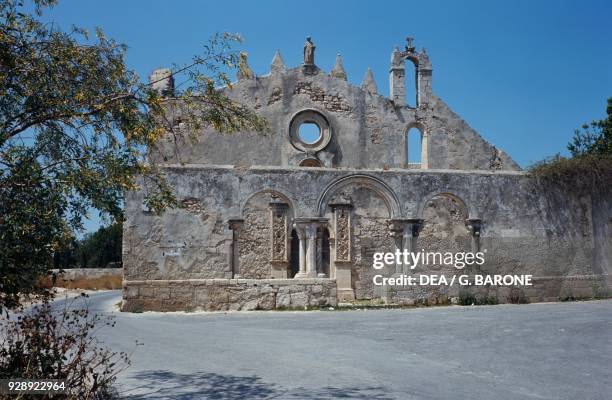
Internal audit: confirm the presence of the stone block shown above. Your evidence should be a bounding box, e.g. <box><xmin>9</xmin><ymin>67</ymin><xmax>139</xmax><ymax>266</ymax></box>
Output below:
<box><xmin>139</xmin><ymin>286</ymin><xmax>154</xmax><ymax>299</ymax></box>
<box><xmin>276</xmin><ymin>293</ymin><xmax>291</xmax><ymax>308</ymax></box>
<box><xmin>259</xmin><ymin>293</ymin><xmax>276</xmax><ymax>310</ymax></box>
<box><xmin>124</xmin><ymin>285</ymin><xmax>139</xmax><ymax>299</ymax></box>
<box><xmin>290</xmin><ymin>292</ymin><xmax>309</xmax><ymax>307</ymax></box>
<box><xmin>156</xmin><ymin>287</ymin><xmax>170</xmax><ymax>300</ymax></box>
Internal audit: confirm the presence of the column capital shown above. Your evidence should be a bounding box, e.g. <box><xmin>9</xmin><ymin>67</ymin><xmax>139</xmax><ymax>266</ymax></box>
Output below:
<box><xmin>404</xmin><ymin>218</ymin><xmax>424</xmax><ymax>238</ymax></box>
<box><xmin>293</xmin><ymin>217</ymin><xmax>329</xmax><ymax>229</ymax></box>
<box><xmin>329</xmin><ymin>193</ymin><xmax>353</xmax><ymax>210</ymax></box>
<box><xmin>387</xmin><ymin>218</ymin><xmax>423</xmax><ymax>237</ymax></box>
<box><xmin>304</xmin><ymin>224</ymin><xmax>318</xmax><ymax>239</ymax></box>
<box><xmin>269</xmin><ymin>198</ymin><xmax>289</xmax><ymax>211</ymax></box>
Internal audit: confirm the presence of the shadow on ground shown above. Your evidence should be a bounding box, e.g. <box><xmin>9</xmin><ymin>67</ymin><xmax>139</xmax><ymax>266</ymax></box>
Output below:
<box><xmin>122</xmin><ymin>370</ymin><xmax>393</xmax><ymax>399</ymax></box>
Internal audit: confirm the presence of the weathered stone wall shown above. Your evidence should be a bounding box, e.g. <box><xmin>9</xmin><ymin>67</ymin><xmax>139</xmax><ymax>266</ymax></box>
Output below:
<box><xmin>121</xmin><ymin>278</ymin><xmax>336</xmax><ymax>312</ymax></box>
<box><xmin>388</xmin><ymin>195</ymin><xmax>472</xmax><ymax>302</ymax></box>
<box><xmin>149</xmin><ymin>66</ymin><xmax>519</xmax><ymax>172</ymax></box>
<box><xmin>239</xmin><ymin>193</ymin><xmax>274</xmax><ymax>278</ymax></box>
<box><xmin>126</xmin><ymin>42</ymin><xmax>610</xmax><ymax>311</ymax></box>
<box><xmin>345</xmin><ymin>187</ymin><xmax>393</xmax><ymax>299</ymax></box>
<box><xmin>123</xmin><ymin>165</ymin><xmax>612</xmax><ymax>309</ymax></box>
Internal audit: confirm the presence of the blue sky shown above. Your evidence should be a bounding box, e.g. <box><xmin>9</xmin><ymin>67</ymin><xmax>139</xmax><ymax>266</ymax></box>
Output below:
<box><xmin>40</xmin><ymin>0</ymin><xmax>611</xmax><ymax>232</ymax></box>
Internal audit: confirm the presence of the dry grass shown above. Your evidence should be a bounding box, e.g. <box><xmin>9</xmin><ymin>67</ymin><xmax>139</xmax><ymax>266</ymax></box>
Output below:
<box><xmin>37</xmin><ymin>274</ymin><xmax>122</xmax><ymax>290</ymax></box>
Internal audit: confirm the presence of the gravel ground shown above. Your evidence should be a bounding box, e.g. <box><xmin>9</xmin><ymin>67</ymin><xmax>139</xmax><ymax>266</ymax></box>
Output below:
<box><xmin>57</xmin><ymin>291</ymin><xmax>612</xmax><ymax>400</ymax></box>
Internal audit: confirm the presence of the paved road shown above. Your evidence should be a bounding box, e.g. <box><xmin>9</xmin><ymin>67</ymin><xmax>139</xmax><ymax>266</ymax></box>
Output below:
<box><xmin>57</xmin><ymin>291</ymin><xmax>612</xmax><ymax>399</ymax></box>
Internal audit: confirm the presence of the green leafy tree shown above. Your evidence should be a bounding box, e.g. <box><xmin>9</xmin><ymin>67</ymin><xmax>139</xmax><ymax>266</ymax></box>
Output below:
<box><xmin>0</xmin><ymin>0</ymin><xmax>266</xmax><ymax>310</ymax></box>
<box><xmin>75</xmin><ymin>222</ymin><xmax>122</xmax><ymax>269</ymax></box>
<box><xmin>567</xmin><ymin>97</ymin><xmax>612</xmax><ymax>157</ymax></box>
<box><xmin>528</xmin><ymin>97</ymin><xmax>612</xmax><ymax>192</ymax></box>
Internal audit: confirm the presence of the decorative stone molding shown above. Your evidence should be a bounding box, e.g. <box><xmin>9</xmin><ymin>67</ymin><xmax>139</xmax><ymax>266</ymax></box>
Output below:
<box><xmin>293</xmin><ymin>218</ymin><xmax>329</xmax><ymax>279</ymax></box>
<box><xmin>388</xmin><ymin>218</ymin><xmax>423</xmax><ymax>273</ymax></box>
<box><xmin>270</xmin><ymin>49</ymin><xmax>287</xmax><ymax>74</ymax></box>
<box><xmin>288</xmin><ymin>109</ymin><xmax>332</xmax><ymax>152</ymax></box>
<box><xmin>330</xmin><ymin>198</ymin><xmax>352</xmax><ymax>262</ymax></box>
<box><xmin>362</xmin><ymin>68</ymin><xmax>377</xmax><ymax>95</ymax></box>
<box><xmin>269</xmin><ymin>198</ymin><xmax>289</xmax><ymax>278</ymax></box>
<box><xmin>269</xmin><ymin>200</ymin><xmax>289</xmax><ymax>262</ymax></box>
<box><xmin>331</xmin><ymin>54</ymin><xmax>347</xmax><ymax>80</ymax></box>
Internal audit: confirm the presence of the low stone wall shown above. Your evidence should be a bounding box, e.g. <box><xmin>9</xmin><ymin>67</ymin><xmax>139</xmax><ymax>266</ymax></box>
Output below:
<box><xmin>122</xmin><ymin>278</ymin><xmax>337</xmax><ymax>312</ymax></box>
<box><xmin>50</xmin><ymin>268</ymin><xmax>123</xmax><ymax>280</ymax></box>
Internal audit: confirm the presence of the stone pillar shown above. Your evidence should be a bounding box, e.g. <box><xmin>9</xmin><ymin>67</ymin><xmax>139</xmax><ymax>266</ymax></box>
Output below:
<box><xmin>388</xmin><ymin>220</ymin><xmax>405</xmax><ymax>274</ymax></box>
<box><xmin>228</xmin><ymin>218</ymin><xmax>244</xmax><ymax>278</ymax></box>
<box><xmin>305</xmin><ymin>224</ymin><xmax>318</xmax><ymax>278</ymax></box>
<box><xmin>328</xmin><ymin>236</ymin><xmax>337</xmax><ymax>279</ymax></box>
<box><xmin>330</xmin><ymin>199</ymin><xmax>354</xmax><ymax>301</ymax></box>
<box><xmin>389</xmin><ymin>47</ymin><xmax>405</xmax><ymax>105</ymax></box>
<box><xmin>403</xmin><ymin>219</ymin><xmax>424</xmax><ymax>254</ymax></box>
<box><xmin>293</xmin><ymin>218</ymin><xmax>329</xmax><ymax>279</ymax></box>
<box><xmin>466</xmin><ymin>219</ymin><xmax>483</xmax><ymax>253</ymax></box>
<box><xmin>417</xmin><ymin>67</ymin><xmax>433</xmax><ymax>107</ymax></box>
<box><xmin>269</xmin><ymin>199</ymin><xmax>290</xmax><ymax>279</ymax></box>
<box><xmin>293</xmin><ymin>226</ymin><xmax>307</xmax><ymax>278</ymax></box>
<box><xmin>388</xmin><ymin>218</ymin><xmax>423</xmax><ymax>274</ymax></box>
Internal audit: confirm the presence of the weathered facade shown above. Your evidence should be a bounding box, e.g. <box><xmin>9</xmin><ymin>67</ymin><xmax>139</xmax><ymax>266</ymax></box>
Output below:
<box><xmin>122</xmin><ymin>38</ymin><xmax>612</xmax><ymax>311</ymax></box>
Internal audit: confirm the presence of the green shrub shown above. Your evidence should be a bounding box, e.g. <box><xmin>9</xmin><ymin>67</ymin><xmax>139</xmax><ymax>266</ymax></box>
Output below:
<box><xmin>509</xmin><ymin>289</ymin><xmax>529</xmax><ymax>304</ymax></box>
<box><xmin>458</xmin><ymin>291</ymin><xmax>498</xmax><ymax>306</ymax></box>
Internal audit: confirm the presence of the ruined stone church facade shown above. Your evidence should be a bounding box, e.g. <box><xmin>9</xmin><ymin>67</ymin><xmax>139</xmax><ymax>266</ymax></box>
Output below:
<box><xmin>122</xmin><ymin>38</ymin><xmax>612</xmax><ymax>311</ymax></box>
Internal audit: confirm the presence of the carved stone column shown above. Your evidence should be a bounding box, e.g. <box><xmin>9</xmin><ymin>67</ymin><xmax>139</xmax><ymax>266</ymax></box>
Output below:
<box><xmin>403</xmin><ymin>218</ymin><xmax>424</xmax><ymax>255</ymax></box>
<box><xmin>294</xmin><ymin>218</ymin><xmax>328</xmax><ymax>279</ymax></box>
<box><xmin>305</xmin><ymin>224</ymin><xmax>318</xmax><ymax>278</ymax></box>
<box><xmin>466</xmin><ymin>219</ymin><xmax>483</xmax><ymax>253</ymax></box>
<box><xmin>388</xmin><ymin>220</ymin><xmax>406</xmax><ymax>274</ymax></box>
<box><xmin>228</xmin><ymin>218</ymin><xmax>244</xmax><ymax>278</ymax></box>
<box><xmin>333</xmin><ymin>206</ymin><xmax>352</xmax><ymax>262</ymax></box>
<box><xmin>269</xmin><ymin>200</ymin><xmax>289</xmax><ymax>278</ymax></box>
<box><xmin>330</xmin><ymin>198</ymin><xmax>354</xmax><ymax>301</ymax></box>
<box><xmin>388</xmin><ymin>219</ymin><xmax>423</xmax><ymax>274</ymax></box>
<box><xmin>293</xmin><ymin>225</ymin><xmax>307</xmax><ymax>278</ymax></box>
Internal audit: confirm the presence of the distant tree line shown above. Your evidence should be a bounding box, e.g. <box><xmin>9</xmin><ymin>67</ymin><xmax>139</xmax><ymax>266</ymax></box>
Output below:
<box><xmin>529</xmin><ymin>97</ymin><xmax>612</xmax><ymax>191</ymax></box>
<box><xmin>53</xmin><ymin>222</ymin><xmax>122</xmax><ymax>269</ymax></box>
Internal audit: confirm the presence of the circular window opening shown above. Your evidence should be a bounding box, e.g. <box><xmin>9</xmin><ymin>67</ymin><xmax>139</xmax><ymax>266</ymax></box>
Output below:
<box><xmin>298</xmin><ymin>122</ymin><xmax>321</xmax><ymax>144</ymax></box>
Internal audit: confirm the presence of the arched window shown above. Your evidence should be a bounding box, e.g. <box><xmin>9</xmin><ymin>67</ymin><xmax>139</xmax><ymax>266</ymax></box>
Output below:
<box><xmin>298</xmin><ymin>122</ymin><xmax>321</xmax><ymax>144</ymax></box>
<box><xmin>406</xmin><ymin>127</ymin><xmax>423</xmax><ymax>167</ymax></box>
